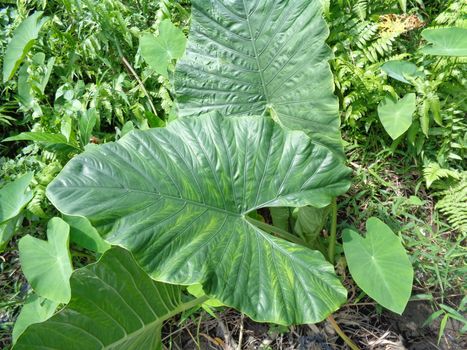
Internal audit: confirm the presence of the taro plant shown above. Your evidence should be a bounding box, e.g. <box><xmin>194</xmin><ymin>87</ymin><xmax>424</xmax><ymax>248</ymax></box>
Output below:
<box><xmin>11</xmin><ymin>1</ymin><xmax>414</xmax><ymax>348</ymax></box>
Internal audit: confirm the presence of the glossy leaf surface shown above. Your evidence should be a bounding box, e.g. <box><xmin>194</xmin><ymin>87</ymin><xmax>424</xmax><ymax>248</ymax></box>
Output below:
<box><xmin>47</xmin><ymin>115</ymin><xmax>350</xmax><ymax>325</ymax></box>
<box><xmin>378</xmin><ymin>94</ymin><xmax>416</xmax><ymax>140</ymax></box>
<box><xmin>175</xmin><ymin>0</ymin><xmax>342</xmax><ymax>156</ymax></box>
<box><xmin>19</xmin><ymin>217</ymin><xmax>73</xmax><ymax>303</ymax></box>
<box><xmin>343</xmin><ymin>217</ymin><xmax>414</xmax><ymax>314</ymax></box>
<box><xmin>13</xmin><ymin>247</ymin><xmax>193</xmax><ymax>350</ymax></box>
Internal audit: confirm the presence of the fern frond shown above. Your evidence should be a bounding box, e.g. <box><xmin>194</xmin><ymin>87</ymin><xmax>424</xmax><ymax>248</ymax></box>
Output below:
<box><xmin>423</xmin><ymin>162</ymin><xmax>461</xmax><ymax>188</ymax></box>
<box><xmin>436</xmin><ymin>174</ymin><xmax>467</xmax><ymax>233</ymax></box>
<box><xmin>353</xmin><ymin>0</ymin><xmax>368</xmax><ymax>20</ymax></box>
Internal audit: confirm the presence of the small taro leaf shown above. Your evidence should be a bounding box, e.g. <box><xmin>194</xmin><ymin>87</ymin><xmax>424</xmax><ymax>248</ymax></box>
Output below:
<box><xmin>47</xmin><ymin>114</ymin><xmax>351</xmax><ymax>325</ymax></box>
<box><xmin>175</xmin><ymin>0</ymin><xmax>343</xmax><ymax>157</ymax></box>
<box><xmin>343</xmin><ymin>217</ymin><xmax>414</xmax><ymax>314</ymax></box>
<box><xmin>79</xmin><ymin>108</ymin><xmax>98</xmax><ymax>146</ymax></box>
<box><xmin>63</xmin><ymin>215</ymin><xmax>110</xmax><ymax>253</ymax></box>
<box><xmin>19</xmin><ymin>217</ymin><xmax>73</xmax><ymax>303</ymax></box>
<box><xmin>140</xmin><ymin>19</ymin><xmax>187</xmax><ymax>78</ymax></box>
<box><xmin>13</xmin><ymin>247</ymin><xmax>193</xmax><ymax>350</ymax></box>
<box><xmin>3</xmin><ymin>12</ymin><xmax>48</xmax><ymax>82</ymax></box>
<box><xmin>0</xmin><ymin>172</ymin><xmax>33</xmax><ymax>224</ymax></box>
<box><xmin>12</xmin><ymin>294</ymin><xmax>58</xmax><ymax>344</ymax></box>
<box><xmin>420</xmin><ymin>27</ymin><xmax>467</xmax><ymax>57</ymax></box>
<box><xmin>294</xmin><ymin>205</ymin><xmax>329</xmax><ymax>245</ymax></box>
<box><xmin>381</xmin><ymin>60</ymin><xmax>424</xmax><ymax>84</ymax></box>
<box><xmin>378</xmin><ymin>93</ymin><xmax>416</xmax><ymax>140</ymax></box>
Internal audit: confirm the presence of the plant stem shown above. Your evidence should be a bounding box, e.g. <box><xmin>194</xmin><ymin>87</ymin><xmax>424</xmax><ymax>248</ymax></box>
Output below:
<box><xmin>246</xmin><ymin>216</ymin><xmax>307</xmax><ymax>246</ymax></box>
<box><xmin>120</xmin><ymin>55</ymin><xmax>159</xmax><ymax>119</ymax></box>
<box><xmin>327</xmin><ymin>315</ymin><xmax>360</xmax><ymax>350</ymax></box>
<box><xmin>328</xmin><ymin>197</ymin><xmax>337</xmax><ymax>264</ymax></box>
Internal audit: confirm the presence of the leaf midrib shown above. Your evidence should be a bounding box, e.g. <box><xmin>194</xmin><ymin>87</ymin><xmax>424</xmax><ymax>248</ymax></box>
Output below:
<box><xmin>57</xmin><ymin>185</ymin><xmax>244</xmax><ymax>218</ymax></box>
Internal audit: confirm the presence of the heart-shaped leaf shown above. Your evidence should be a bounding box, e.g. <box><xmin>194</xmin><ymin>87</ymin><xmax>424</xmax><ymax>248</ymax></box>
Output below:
<box><xmin>378</xmin><ymin>93</ymin><xmax>416</xmax><ymax>140</ymax></box>
<box><xmin>420</xmin><ymin>27</ymin><xmax>467</xmax><ymax>57</ymax></box>
<box><xmin>175</xmin><ymin>0</ymin><xmax>342</xmax><ymax>156</ymax></box>
<box><xmin>140</xmin><ymin>19</ymin><xmax>187</xmax><ymax>78</ymax></box>
<box><xmin>13</xmin><ymin>247</ymin><xmax>197</xmax><ymax>350</ymax></box>
<box><xmin>47</xmin><ymin>114</ymin><xmax>351</xmax><ymax>325</ymax></box>
<box><xmin>19</xmin><ymin>217</ymin><xmax>73</xmax><ymax>303</ymax></box>
<box><xmin>343</xmin><ymin>217</ymin><xmax>414</xmax><ymax>314</ymax></box>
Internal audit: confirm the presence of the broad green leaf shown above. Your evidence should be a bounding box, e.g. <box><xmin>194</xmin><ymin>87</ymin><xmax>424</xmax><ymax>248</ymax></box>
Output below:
<box><xmin>13</xmin><ymin>247</ymin><xmax>200</xmax><ymax>350</ymax></box>
<box><xmin>381</xmin><ymin>60</ymin><xmax>424</xmax><ymax>85</ymax></box>
<box><xmin>3</xmin><ymin>12</ymin><xmax>48</xmax><ymax>82</ymax></box>
<box><xmin>174</xmin><ymin>0</ymin><xmax>342</xmax><ymax>156</ymax></box>
<box><xmin>0</xmin><ymin>173</ymin><xmax>33</xmax><ymax>224</ymax></box>
<box><xmin>63</xmin><ymin>215</ymin><xmax>110</xmax><ymax>253</ymax></box>
<box><xmin>343</xmin><ymin>217</ymin><xmax>414</xmax><ymax>314</ymax></box>
<box><xmin>19</xmin><ymin>217</ymin><xmax>73</xmax><ymax>303</ymax></box>
<box><xmin>140</xmin><ymin>19</ymin><xmax>187</xmax><ymax>78</ymax></box>
<box><xmin>12</xmin><ymin>294</ymin><xmax>58</xmax><ymax>344</ymax></box>
<box><xmin>47</xmin><ymin>114</ymin><xmax>351</xmax><ymax>325</ymax></box>
<box><xmin>378</xmin><ymin>94</ymin><xmax>416</xmax><ymax>140</ymax></box>
<box><xmin>420</xmin><ymin>27</ymin><xmax>467</xmax><ymax>57</ymax></box>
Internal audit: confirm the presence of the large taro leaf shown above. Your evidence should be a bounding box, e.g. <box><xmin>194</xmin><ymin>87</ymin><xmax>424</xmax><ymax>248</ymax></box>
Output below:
<box><xmin>47</xmin><ymin>115</ymin><xmax>351</xmax><ymax>325</ymax></box>
<box><xmin>13</xmin><ymin>247</ymin><xmax>198</xmax><ymax>349</ymax></box>
<box><xmin>175</xmin><ymin>0</ymin><xmax>342</xmax><ymax>156</ymax></box>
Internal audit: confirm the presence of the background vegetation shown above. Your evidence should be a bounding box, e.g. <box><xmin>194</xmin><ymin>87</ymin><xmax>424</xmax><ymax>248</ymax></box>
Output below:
<box><xmin>1</xmin><ymin>0</ymin><xmax>465</xmax><ymax>348</ymax></box>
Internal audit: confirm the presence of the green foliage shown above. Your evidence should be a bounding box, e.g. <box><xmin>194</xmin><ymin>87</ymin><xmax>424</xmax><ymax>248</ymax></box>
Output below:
<box><xmin>18</xmin><ymin>217</ymin><xmax>73</xmax><ymax>303</ymax></box>
<box><xmin>11</xmin><ymin>294</ymin><xmax>58</xmax><ymax>344</ymax></box>
<box><xmin>377</xmin><ymin>93</ymin><xmax>416</xmax><ymax>140</ymax></box>
<box><xmin>0</xmin><ymin>172</ymin><xmax>33</xmax><ymax>224</ymax></box>
<box><xmin>343</xmin><ymin>217</ymin><xmax>413</xmax><ymax>314</ymax></box>
<box><xmin>0</xmin><ymin>0</ymin><xmax>465</xmax><ymax>348</ymax></box>
<box><xmin>63</xmin><ymin>215</ymin><xmax>110</xmax><ymax>253</ymax></box>
<box><xmin>2</xmin><ymin>11</ymin><xmax>47</xmax><ymax>82</ymax></box>
<box><xmin>175</xmin><ymin>0</ymin><xmax>342</xmax><ymax>156</ymax></box>
<box><xmin>13</xmin><ymin>247</ymin><xmax>200</xmax><ymax>350</ymax></box>
<box><xmin>420</xmin><ymin>27</ymin><xmax>467</xmax><ymax>57</ymax></box>
<box><xmin>435</xmin><ymin>174</ymin><xmax>467</xmax><ymax>233</ymax></box>
<box><xmin>0</xmin><ymin>173</ymin><xmax>33</xmax><ymax>250</ymax></box>
<box><xmin>47</xmin><ymin>115</ymin><xmax>351</xmax><ymax>325</ymax></box>
<box><xmin>381</xmin><ymin>60</ymin><xmax>424</xmax><ymax>84</ymax></box>
<box><xmin>140</xmin><ymin>19</ymin><xmax>187</xmax><ymax>78</ymax></box>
